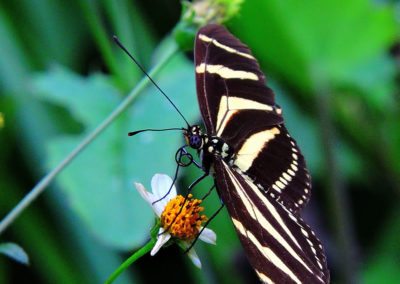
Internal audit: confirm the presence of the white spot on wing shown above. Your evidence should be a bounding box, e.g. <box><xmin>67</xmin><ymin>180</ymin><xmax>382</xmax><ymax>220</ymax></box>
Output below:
<box><xmin>272</xmin><ymin>184</ymin><xmax>281</xmax><ymax>193</ymax></box>
<box><xmin>283</xmin><ymin>172</ymin><xmax>292</xmax><ymax>182</ymax></box>
<box><xmin>279</xmin><ymin>177</ymin><xmax>288</xmax><ymax>185</ymax></box>
<box><xmin>275</xmin><ymin>180</ymin><xmax>286</xmax><ymax>189</ymax></box>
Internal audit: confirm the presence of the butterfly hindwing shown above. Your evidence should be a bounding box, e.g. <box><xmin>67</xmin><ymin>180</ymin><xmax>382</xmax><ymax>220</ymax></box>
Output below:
<box><xmin>237</xmin><ymin>125</ymin><xmax>312</xmax><ymax>213</ymax></box>
<box><xmin>214</xmin><ymin>159</ymin><xmax>329</xmax><ymax>283</ymax></box>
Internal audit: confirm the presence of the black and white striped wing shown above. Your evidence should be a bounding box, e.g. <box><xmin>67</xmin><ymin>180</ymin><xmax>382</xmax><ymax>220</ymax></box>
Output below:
<box><xmin>214</xmin><ymin>159</ymin><xmax>329</xmax><ymax>283</ymax></box>
<box><xmin>194</xmin><ymin>24</ymin><xmax>329</xmax><ymax>283</ymax></box>
<box><xmin>195</xmin><ymin>24</ymin><xmax>311</xmax><ymax>213</ymax></box>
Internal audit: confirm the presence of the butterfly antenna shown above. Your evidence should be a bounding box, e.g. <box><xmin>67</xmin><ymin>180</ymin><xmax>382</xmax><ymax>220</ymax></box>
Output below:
<box><xmin>113</xmin><ymin>36</ymin><xmax>190</xmax><ymax>128</ymax></box>
<box><xmin>128</xmin><ymin>127</ymin><xmax>184</xmax><ymax>136</ymax></box>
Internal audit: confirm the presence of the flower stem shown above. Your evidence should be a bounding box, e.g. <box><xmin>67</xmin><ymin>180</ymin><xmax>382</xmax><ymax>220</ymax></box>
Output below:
<box><xmin>0</xmin><ymin>39</ymin><xmax>179</xmax><ymax>235</ymax></box>
<box><xmin>313</xmin><ymin>67</ymin><xmax>358</xmax><ymax>283</ymax></box>
<box><xmin>105</xmin><ymin>238</ymin><xmax>156</xmax><ymax>284</ymax></box>
<box><xmin>78</xmin><ymin>0</ymin><xmax>121</xmax><ymax>82</ymax></box>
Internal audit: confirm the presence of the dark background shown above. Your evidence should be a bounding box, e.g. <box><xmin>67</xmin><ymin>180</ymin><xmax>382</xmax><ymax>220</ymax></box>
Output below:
<box><xmin>0</xmin><ymin>0</ymin><xmax>399</xmax><ymax>283</ymax></box>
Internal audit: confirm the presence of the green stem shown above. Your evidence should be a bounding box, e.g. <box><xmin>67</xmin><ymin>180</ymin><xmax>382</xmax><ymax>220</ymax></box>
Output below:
<box><xmin>105</xmin><ymin>238</ymin><xmax>156</xmax><ymax>284</ymax></box>
<box><xmin>313</xmin><ymin>67</ymin><xmax>358</xmax><ymax>283</ymax></box>
<box><xmin>78</xmin><ymin>0</ymin><xmax>121</xmax><ymax>81</ymax></box>
<box><xmin>0</xmin><ymin>40</ymin><xmax>179</xmax><ymax>235</ymax></box>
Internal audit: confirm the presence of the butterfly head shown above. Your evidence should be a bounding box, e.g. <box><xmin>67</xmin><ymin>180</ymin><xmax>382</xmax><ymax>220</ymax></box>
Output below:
<box><xmin>184</xmin><ymin>125</ymin><xmax>204</xmax><ymax>150</ymax></box>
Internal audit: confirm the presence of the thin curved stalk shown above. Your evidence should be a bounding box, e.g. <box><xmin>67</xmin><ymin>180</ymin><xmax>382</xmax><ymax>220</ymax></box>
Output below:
<box><xmin>78</xmin><ymin>0</ymin><xmax>120</xmax><ymax>80</ymax></box>
<box><xmin>105</xmin><ymin>238</ymin><xmax>156</xmax><ymax>284</ymax></box>
<box><xmin>314</xmin><ymin>67</ymin><xmax>359</xmax><ymax>284</ymax></box>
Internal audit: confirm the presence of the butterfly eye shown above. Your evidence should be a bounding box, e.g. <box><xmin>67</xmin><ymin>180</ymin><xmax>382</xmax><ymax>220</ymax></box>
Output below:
<box><xmin>189</xmin><ymin>135</ymin><xmax>203</xmax><ymax>149</ymax></box>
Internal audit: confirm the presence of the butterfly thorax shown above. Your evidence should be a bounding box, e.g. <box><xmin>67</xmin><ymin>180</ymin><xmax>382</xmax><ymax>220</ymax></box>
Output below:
<box><xmin>203</xmin><ymin>136</ymin><xmax>234</xmax><ymax>161</ymax></box>
<box><xmin>184</xmin><ymin>125</ymin><xmax>234</xmax><ymax>165</ymax></box>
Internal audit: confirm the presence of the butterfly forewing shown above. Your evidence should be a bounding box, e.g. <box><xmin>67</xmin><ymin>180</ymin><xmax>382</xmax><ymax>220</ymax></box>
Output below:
<box><xmin>194</xmin><ymin>24</ymin><xmax>329</xmax><ymax>283</ymax></box>
<box><xmin>195</xmin><ymin>25</ymin><xmax>279</xmax><ymax>133</ymax></box>
<box><xmin>195</xmin><ymin>24</ymin><xmax>312</xmax><ymax>213</ymax></box>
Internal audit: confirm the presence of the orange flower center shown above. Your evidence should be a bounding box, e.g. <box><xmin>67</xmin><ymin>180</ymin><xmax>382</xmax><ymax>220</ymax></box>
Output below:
<box><xmin>160</xmin><ymin>194</ymin><xmax>207</xmax><ymax>240</ymax></box>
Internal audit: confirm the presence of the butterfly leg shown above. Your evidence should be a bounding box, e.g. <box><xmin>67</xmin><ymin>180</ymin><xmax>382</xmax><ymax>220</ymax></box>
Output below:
<box><xmin>184</xmin><ymin>202</ymin><xmax>225</xmax><ymax>253</ymax></box>
<box><xmin>158</xmin><ymin>147</ymin><xmax>208</xmax><ymax>234</ymax></box>
<box><xmin>162</xmin><ymin>172</ymin><xmax>208</xmax><ymax>227</ymax></box>
<box><xmin>152</xmin><ymin>147</ymin><xmax>187</xmax><ymax>205</ymax></box>
<box><xmin>153</xmin><ymin>145</ymin><xmax>201</xmax><ymax>204</ymax></box>
<box><xmin>188</xmin><ymin>172</ymin><xmax>208</xmax><ymax>192</ymax></box>
<box><xmin>201</xmin><ymin>184</ymin><xmax>216</xmax><ymax>200</ymax></box>
<box><xmin>175</xmin><ymin>146</ymin><xmax>202</xmax><ymax>169</ymax></box>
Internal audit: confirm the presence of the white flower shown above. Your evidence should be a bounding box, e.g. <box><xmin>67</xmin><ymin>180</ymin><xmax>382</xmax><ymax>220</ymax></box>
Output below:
<box><xmin>135</xmin><ymin>174</ymin><xmax>216</xmax><ymax>268</ymax></box>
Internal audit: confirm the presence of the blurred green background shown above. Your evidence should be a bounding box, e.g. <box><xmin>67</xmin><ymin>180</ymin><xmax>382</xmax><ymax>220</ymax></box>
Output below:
<box><xmin>0</xmin><ymin>0</ymin><xmax>399</xmax><ymax>283</ymax></box>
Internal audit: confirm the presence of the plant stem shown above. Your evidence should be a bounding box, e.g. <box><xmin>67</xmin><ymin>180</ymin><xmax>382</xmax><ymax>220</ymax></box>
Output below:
<box><xmin>79</xmin><ymin>0</ymin><xmax>121</xmax><ymax>81</ymax></box>
<box><xmin>105</xmin><ymin>238</ymin><xmax>156</xmax><ymax>284</ymax></box>
<box><xmin>0</xmin><ymin>40</ymin><xmax>178</xmax><ymax>235</ymax></box>
<box><xmin>314</xmin><ymin>69</ymin><xmax>358</xmax><ymax>284</ymax></box>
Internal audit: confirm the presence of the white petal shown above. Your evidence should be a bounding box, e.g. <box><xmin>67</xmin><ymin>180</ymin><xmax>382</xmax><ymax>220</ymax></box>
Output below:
<box><xmin>150</xmin><ymin>228</ymin><xmax>171</xmax><ymax>256</ymax></box>
<box><xmin>134</xmin><ymin>181</ymin><xmax>165</xmax><ymax>217</ymax></box>
<box><xmin>179</xmin><ymin>242</ymin><xmax>202</xmax><ymax>269</ymax></box>
<box><xmin>134</xmin><ymin>182</ymin><xmax>155</xmax><ymax>205</ymax></box>
<box><xmin>198</xmin><ymin>227</ymin><xmax>217</xmax><ymax>245</ymax></box>
<box><xmin>152</xmin><ymin>201</ymin><xmax>167</xmax><ymax>218</ymax></box>
<box><xmin>152</xmin><ymin>201</ymin><xmax>165</xmax><ymax>218</ymax></box>
<box><xmin>151</xmin><ymin>174</ymin><xmax>177</xmax><ymax>202</ymax></box>
<box><xmin>186</xmin><ymin>247</ymin><xmax>202</xmax><ymax>269</ymax></box>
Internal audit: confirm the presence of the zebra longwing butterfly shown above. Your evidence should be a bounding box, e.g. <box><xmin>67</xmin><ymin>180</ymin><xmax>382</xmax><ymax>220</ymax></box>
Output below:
<box><xmin>183</xmin><ymin>24</ymin><xmax>329</xmax><ymax>283</ymax></box>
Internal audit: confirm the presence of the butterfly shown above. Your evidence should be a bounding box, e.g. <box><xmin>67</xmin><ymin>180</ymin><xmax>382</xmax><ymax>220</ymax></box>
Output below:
<box><xmin>183</xmin><ymin>24</ymin><xmax>330</xmax><ymax>283</ymax></box>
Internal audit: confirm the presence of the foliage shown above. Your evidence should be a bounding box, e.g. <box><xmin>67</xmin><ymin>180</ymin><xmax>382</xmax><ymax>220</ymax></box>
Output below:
<box><xmin>0</xmin><ymin>0</ymin><xmax>399</xmax><ymax>283</ymax></box>
<box><xmin>0</xmin><ymin>243</ymin><xmax>29</xmax><ymax>265</ymax></box>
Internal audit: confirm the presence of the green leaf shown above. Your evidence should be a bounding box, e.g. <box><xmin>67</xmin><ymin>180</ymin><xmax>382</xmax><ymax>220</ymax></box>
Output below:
<box><xmin>362</xmin><ymin>209</ymin><xmax>400</xmax><ymax>283</ymax></box>
<box><xmin>229</xmin><ymin>0</ymin><xmax>396</xmax><ymax>92</ymax></box>
<box><xmin>32</xmin><ymin>54</ymin><xmax>198</xmax><ymax>249</ymax></box>
<box><xmin>0</xmin><ymin>242</ymin><xmax>29</xmax><ymax>265</ymax></box>
<box><xmin>228</xmin><ymin>0</ymin><xmax>397</xmax><ymax>185</ymax></box>
<box><xmin>268</xmin><ymin>81</ymin><xmax>322</xmax><ymax>175</ymax></box>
